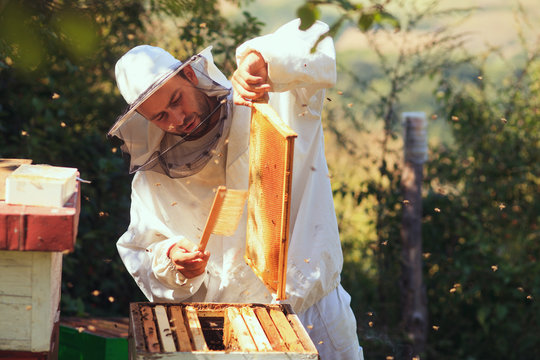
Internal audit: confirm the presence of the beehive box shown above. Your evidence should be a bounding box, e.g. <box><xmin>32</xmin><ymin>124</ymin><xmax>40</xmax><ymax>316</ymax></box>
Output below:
<box><xmin>59</xmin><ymin>317</ymin><xmax>129</xmax><ymax>360</ymax></box>
<box><xmin>0</xmin><ymin>159</ymin><xmax>81</xmax><ymax>359</ymax></box>
<box><xmin>0</xmin><ymin>251</ymin><xmax>62</xmax><ymax>353</ymax></box>
<box><xmin>5</xmin><ymin>164</ymin><xmax>78</xmax><ymax>208</ymax></box>
<box><xmin>129</xmin><ymin>302</ymin><xmax>318</xmax><ymax>359</ymax></box>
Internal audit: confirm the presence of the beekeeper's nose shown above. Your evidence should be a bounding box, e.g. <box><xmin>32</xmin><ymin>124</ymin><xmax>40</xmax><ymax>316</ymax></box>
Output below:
<box><xmin>169</xmin><ymin>110</ymin><xmax>185</xmax><ymax>126</ymax></box>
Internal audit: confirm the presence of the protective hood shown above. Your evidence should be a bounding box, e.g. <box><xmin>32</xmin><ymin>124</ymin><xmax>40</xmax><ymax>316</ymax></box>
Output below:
<box><xmin>108</xmin><ymin>46</ymin><xmax>232</xmax><ymax>178</ymax></box>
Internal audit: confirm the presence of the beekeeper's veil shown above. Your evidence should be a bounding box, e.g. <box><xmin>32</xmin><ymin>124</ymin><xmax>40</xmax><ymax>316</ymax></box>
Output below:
<box><xmin>108</xmin><ymin>45</ymin><xmax>232</xmax><ymax>178</ymax></box>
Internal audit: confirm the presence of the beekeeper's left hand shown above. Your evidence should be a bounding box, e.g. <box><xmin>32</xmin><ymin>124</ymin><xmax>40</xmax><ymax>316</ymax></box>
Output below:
<box><xmin>232</xmin><ymin>51</ymin><xmax>270</xmax><ymax>106</ymax></box>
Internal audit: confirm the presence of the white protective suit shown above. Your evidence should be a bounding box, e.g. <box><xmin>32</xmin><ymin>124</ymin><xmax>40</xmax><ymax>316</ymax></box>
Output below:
<box><xmin>117</xmin><ymin>19</ymin><xmax>362</xmax><ymax>359</ymax></box>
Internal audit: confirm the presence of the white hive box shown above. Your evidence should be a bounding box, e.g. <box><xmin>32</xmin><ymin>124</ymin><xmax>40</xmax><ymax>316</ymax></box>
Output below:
<box><xmin>0</xmin><ymin>250</ymin><xmax>62</xmax><ymax>352</ymax></box>
<box><xmin>5</xmin><ymin>164</ymin><xmax>77</xmax><ymax>207</ymax></box>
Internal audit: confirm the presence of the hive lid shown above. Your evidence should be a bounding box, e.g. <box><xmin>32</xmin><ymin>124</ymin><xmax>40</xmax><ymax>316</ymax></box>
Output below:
<box><xmin>6</xmin><ymin>164</ymin><xmax>78</xmax><ymax>207</ymax></box>
<box><xmin>245</xmin><ymin>103</ymin><xmax>297</xmax><ymax>300</ymax></box>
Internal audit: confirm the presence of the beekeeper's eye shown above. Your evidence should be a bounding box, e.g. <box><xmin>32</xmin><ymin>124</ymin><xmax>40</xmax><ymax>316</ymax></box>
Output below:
<box><xmin>170</xmin><ymin>91</ymin><xmax>182</xmax><ymax>107</ymax></box>
<box><xmin>154</xmin><ymin>112</ymin><xmax>167</xmax><ymax>123</ymax></box>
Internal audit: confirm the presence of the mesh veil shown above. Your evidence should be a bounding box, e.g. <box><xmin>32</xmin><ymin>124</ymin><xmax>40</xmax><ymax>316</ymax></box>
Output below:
<box><xmin>108</xmin><ymin>49</ymin><xmax>232</xmax><ymax>178</ymax></box>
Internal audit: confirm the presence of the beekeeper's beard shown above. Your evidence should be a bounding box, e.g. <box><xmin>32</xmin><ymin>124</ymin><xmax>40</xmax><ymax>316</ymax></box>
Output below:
<box><xmin>178</xmin><ymin>87</ymin><xmax>220</xmax><ymax>140</ymax></box>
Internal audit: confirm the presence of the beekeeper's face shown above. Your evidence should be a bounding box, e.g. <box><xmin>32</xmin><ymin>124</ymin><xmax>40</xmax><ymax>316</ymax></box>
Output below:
<box><xmin>138</xmin><ymin>65</ymin><xmax>214</xmax><ymax>138</ymax></box>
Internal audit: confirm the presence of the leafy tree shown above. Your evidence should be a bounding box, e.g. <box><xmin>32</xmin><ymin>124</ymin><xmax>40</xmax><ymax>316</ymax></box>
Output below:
<box><xmin>423</xmin><ymin>43</ymin><xmax>540</xmax><ymax>359</ymax></box>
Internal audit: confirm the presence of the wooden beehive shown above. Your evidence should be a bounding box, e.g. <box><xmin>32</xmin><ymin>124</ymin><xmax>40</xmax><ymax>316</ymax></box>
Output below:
<box><xmin>0</xmin><ymin>159</ymin><xmax>81</xmax><ymax>359</ymax></box>
<box><xmin>129</xmin><ymin>302</ymin><xmax>318</xmax><ymax>359</ymax></box>
<box><xmin>59</xmin><ymin>317</ymin><xmax>129</xmax><ymax>359</ymax></box>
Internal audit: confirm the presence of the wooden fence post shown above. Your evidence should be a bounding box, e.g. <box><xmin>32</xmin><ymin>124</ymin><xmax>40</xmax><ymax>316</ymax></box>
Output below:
<box><xmin>400</xmin><ymin>112</ymin><xmax>428</xmax><ymax>358</ymax></box>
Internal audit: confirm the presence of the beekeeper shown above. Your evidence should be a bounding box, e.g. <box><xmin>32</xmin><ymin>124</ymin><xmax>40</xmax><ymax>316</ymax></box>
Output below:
<box><xmin>110</xmin><ymin>19</ymin><xmax>363</xmax><ymax>360</ymax></box>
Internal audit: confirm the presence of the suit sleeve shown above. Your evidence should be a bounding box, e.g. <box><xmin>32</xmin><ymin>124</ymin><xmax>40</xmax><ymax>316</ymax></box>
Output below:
<box><xmin>236</xmin><ymin>19</ymin><xmax>336</xmax><ymax>93</ymax></box>
<box><xmin>116</xmin><ymin>173</ymin><xmax>205</xmax><ymax>302</ymax></box>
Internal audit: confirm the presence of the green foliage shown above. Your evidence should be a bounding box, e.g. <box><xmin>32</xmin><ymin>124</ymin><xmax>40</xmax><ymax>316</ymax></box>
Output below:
<box><xmin>297</xmin><ymin>2</ymin><xmax>321</xmax><ymax>30</ymax></box>
<box><xmin>422</xmin><ymin>54</ymin><xmax>540</xmax><ymax>359</ymax></box>
<box><xmin>296</xmin><ymin>0</ymin><xmax>399</xmax><ymax>31</ymax></box>
<box><xmin>296</xmin><ymin>0</ymin><xmax>400</xmax><ymax>52</ymax></box>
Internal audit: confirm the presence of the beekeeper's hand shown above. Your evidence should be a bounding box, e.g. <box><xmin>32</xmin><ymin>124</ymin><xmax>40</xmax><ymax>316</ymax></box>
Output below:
<box><xmin>167</xmin><ymin>239</ymin><xmax>210</xmax><ymax>278</ymax></box>
<box><xmin>232</xmin><ymin>51</ymin><xmax>270</xmax><ymax>106</ymax></box>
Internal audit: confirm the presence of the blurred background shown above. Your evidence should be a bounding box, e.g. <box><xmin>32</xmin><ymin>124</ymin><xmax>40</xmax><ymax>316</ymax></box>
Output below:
<box><xmin>0</xmin><ymin>0</ymin><xmax>538</xmax><ymax>359</ymax></box>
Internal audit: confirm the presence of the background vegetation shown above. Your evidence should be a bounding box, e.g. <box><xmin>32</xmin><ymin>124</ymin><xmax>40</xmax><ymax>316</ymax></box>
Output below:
<box><xmin>1</xmin><ymin>0</ymin><xmax>538</xmax><ymax>359</ymax></box>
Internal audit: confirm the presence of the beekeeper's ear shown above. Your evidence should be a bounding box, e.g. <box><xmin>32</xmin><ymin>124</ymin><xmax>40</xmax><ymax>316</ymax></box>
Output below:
<box><xmin>181</xmin><ymin>65</ymin><xmax>199</xmax><ymax>85</ymax></box>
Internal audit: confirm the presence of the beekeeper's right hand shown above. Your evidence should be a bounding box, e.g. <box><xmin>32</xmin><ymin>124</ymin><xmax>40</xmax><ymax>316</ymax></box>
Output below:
<box><xmin>167</xmin><ymin>239</ymin><xmax>210</xmax><ymax>278</ymax></box>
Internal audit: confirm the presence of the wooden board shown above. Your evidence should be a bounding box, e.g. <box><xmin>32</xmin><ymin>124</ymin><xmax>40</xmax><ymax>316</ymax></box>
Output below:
<box><xmin>224</xmin><ymin>307</ymin><xmax>257</xmax><ymax>352</ymax></box>
<box><xmin>154</xmin><ymin>305</ymin><xmax>176</xmax><ymax>352</ymax></box>
<box><xmin>253</xmin><ymin>307</ymin><xmax>287</xmax><ymax>352</ymax></box>
<box><xmin>168</xmin><ymin>306</ymin><xmax>192</xmax><ymax>351</ymax></box>
<box><xmin>184</xmin><ymin>306</ymin><xmax>209</xmax><ymax>351</ymax></box>
<box><xmin>240</xmin><ymin>307</ymin><xmax>272</xmax><ymax>351</ymax></box>
<box><xmin>140</xmin><ymin>305</ymin><xmax>160</xmax><ymax>352</ymax></box>
<box><xmin>60</xmin><ymin>317</ymin><xmax>129</xmax><ymax>338</ymax></box>
<box><xmin>269</xmin><ymin>308</ymin><xmax>304</xmax><ymax>352</ymax></box>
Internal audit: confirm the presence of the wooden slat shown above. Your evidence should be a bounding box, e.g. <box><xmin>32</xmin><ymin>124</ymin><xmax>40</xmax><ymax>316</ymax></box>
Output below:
<box><xmin>31</xmin><ymin>251</ymin><xmax>62</xmax><ymax>352</ymax></box>
<box><xmin>168</xmin><ymin>305</ymin><xmax>192</xmax><ymax>352</ymax></box>
<box><xmin>278</xmin><ymin>136</ymin><xmax>295</xmax><ymax>300</ymax></box>
<box><xmin>154</xmin><ymin>305</ymin><xmax>176</xmax><ymax>352</ymax></box>
<box><xmin>223</xmin><ymin>308</ymin><xmax>233</xmax><ymax>348</ymax></box>
<box><xmin>196</xmin><ymin>309</ymin><xmax>224</xmax><ymax>317</ymax></box>
<box><xmin>269</xmin><ymin>308</ymin><xmax>304</xmax><ymax>352</ymax></box>
<box><xmin>184</xmin><ymin>306</ymin><xmax>209</xmax><ymax>351</ymax></box>
<box><xmin>286</xmin><ymin>312</ymin><xmax>318</xmax><ymax>354</ymax></box>
<box><xmin>240</xmin><ymin>307</ymin><xmax>272</xmax><ymax>351</ymax></box>
<box><xmin>253</xmin><ymin>307</ymin><xmax>287</xmax><ymax>352</ymax></box>
<box><xmin>140</xmin><ymin>305</ymin><xmax>161</xmax><ymax>352</ymax></box>
<box><xmin>130</xmin><ymin>303</ymin><xmax>146</xmax><ymax>354</ymax></box>
<box><xmin>224</xmin><ymin>307</ymin><xmax>257</xmax><ymax>352</ymax></box>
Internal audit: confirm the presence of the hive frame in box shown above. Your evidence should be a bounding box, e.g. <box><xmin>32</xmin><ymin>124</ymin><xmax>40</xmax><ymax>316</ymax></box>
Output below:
<box><xmin>129</xmin><ymin>302</ymin><xmax>318</xmax><ymax>359</ymax></box>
